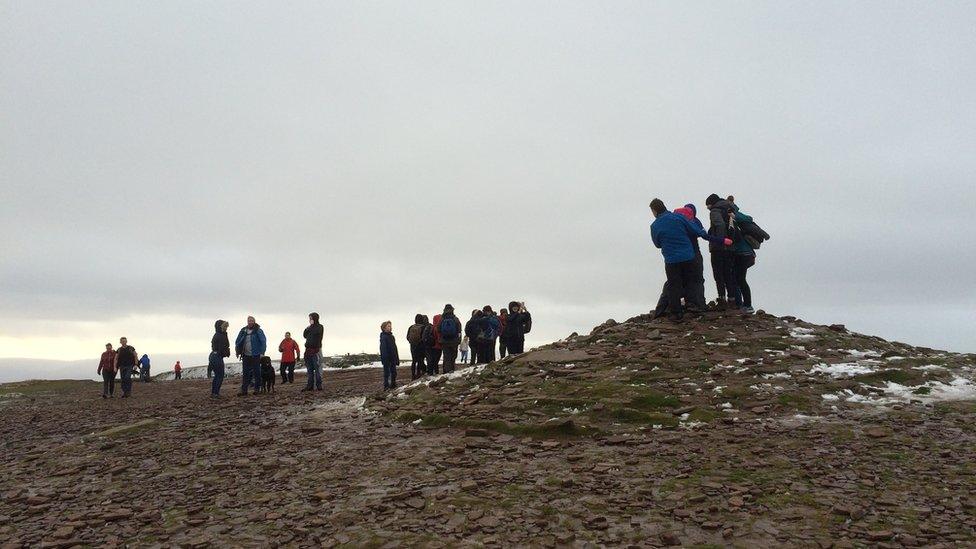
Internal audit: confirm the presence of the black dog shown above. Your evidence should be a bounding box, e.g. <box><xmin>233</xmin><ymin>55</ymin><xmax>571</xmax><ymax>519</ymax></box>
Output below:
<box><xmin>260</xmin><ymin>356</ymin><xmax>276</xmax><ymax>393</ymax></box>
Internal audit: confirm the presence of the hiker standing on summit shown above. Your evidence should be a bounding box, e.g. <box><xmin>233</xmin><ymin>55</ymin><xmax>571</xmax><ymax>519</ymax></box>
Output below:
<box><xmin>303</xmin><ymin>312</ymin><xmax>324</xmax><ymax>392</ymax></box>
<box><xmin>438</xmin><ymin>305</ymin><xmax>463</xmax><ymax>374</ymax></box>
<box><xmin>650</xmin><ymin>198</ymin><xmax>731</xmax><ymax>322</ymax></box>
<box><xmin>503</xmin><ymin>302</ymin><xmax>532</xmax><ymax>355</ymax></box>
<box><xmin>210</xmin><ymin>320</ymin><xmax>230</xmax><ymax>397</ymax></box>
<box><xmin>705</xmin><ymin>194</ymin><xmax>739</xmax><ymax>310</ymax></box>
<box><xmin>654</xmin><ymin>204</ymin><xmax>708</xmax><ymax>318</ymax></box>
<box><xmin>235</xmin><ymin>316</ymin><xmax>267</xmax><ymax>396</ymax></box>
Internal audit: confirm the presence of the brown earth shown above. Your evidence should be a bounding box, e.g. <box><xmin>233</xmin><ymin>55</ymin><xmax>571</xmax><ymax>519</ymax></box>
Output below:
<box><xmin>1</xmin><ymin>310</ymin><xmax>975</xmax><ymax>548</ymax></box>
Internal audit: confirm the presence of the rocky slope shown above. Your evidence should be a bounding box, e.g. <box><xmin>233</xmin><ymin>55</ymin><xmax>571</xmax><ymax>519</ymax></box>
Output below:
<box><xmin>1</xmin><ymin>310</ymin><xmax>974</xmax><ymax>548</ymax></box>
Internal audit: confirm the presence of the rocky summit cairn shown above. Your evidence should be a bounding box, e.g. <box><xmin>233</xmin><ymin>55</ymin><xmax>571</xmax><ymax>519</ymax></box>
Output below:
<box><xmin>1</xmin><ymin>310</ymin><xmax>974</xmax><ymax>547</ymax></box>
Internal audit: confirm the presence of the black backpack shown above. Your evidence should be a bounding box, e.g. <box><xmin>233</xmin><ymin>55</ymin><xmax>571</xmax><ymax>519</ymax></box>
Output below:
<box><xmin>421</xmin><ymin>324</ymin><xmax>435</xmax><ymax>346</ymax></box>
<box><xmin>738</xmin><ymin>219</ymin><xmax>771</xmax><ymax>249</ymax></box>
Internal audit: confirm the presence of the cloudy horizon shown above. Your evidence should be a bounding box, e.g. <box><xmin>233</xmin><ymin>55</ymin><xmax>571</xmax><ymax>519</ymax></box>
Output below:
<box><xmin>2</xmin><ymin>2</ymin><xmax>975</xmax><ymax>381</ymax></box>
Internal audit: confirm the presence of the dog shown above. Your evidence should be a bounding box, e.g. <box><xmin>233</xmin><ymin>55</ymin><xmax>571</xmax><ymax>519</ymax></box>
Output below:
<box><xmin>260</xmin><ymin>356</ymin><xmax>276</xmax><ymax>393</ymax></box>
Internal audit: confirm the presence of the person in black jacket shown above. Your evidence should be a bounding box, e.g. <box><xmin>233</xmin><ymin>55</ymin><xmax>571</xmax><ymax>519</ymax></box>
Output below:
<box><xmin>379</xmin><ymin>321</ymin><xmax>400</xmax><ymax>390</ymax></box>
<box><xmin>303</xmin><ymin>312</ymin><xmax>325</xmax><ymax>392</ymax></box>
<box><xmin>465</xmin><ymin>310</ymin><xmax>483</xmax><ymax>365</ymax></box>
<box><xmin>705</xmin><ymin>194</ymin><xmax>739</xmax><ymax>310</ymax></box>
<box><xmin>405</xmin><ymin>314</ymin><xmax>426</xmax><ymax>380</ymax></box>
<box><xmin>503</xmin><ymin>302</ymin><xmax>532</xmax><ymax>355</ymax></box>
<box><xmin>209</xmin><ymin>320</ymin><xmax>230</xmax><ymax>397</ymax></box>
<box><xmin>438</xmin><ymin>305</ymin><xmax>463</xmax><ymax>374</ymax></box>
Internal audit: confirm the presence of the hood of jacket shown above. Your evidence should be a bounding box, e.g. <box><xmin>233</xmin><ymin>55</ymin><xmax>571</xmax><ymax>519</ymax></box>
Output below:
<box><xmin>214</xmin><ymin>319</ymin><xmax>226</xmax><ymax>333</ymax></box>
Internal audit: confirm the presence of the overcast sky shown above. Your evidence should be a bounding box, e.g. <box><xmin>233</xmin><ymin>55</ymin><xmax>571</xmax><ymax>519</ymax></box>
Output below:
<box><xmin>1</xmin><ymin>1</ymin><xmax>974</xmax><ymax>378</ymax></box>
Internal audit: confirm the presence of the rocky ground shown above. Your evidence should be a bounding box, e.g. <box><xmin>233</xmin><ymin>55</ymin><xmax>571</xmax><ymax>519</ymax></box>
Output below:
<box><xmin>1</xmin><ymin>310</ymin><xmax>974</xmax><ymax>548</ymax></box>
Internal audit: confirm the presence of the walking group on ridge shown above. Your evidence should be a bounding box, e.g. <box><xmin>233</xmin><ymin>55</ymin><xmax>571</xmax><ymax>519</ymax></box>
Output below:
<box><xmin>650</xmin><ymin>194</ymin><xmax>770</xmax><ymax>322</ymax></box>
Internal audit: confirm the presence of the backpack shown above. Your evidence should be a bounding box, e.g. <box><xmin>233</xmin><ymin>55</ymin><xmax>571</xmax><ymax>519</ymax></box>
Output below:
<box><xmin>478</xmin><ymin>316</ymin><xmax>499</xmax><ymax>342</ymax></box>
<box><xmin>739</xmin><ymin>219</ymin><xmax>771</xmax><ymax>249</ymax></box>
<box><xmin>439</xmin><ymin>317</ymin><xmax>459</xmax><ymax>340</ymax></box>
<box><xmin>421</xmin><ymin>324</ymin><xmax>435</xmax><ymax>346</ymax></box>
<box><xmin>406</xmin><ymin>324</ymin><xmax>423</xmax><ymax>345</ymax></box>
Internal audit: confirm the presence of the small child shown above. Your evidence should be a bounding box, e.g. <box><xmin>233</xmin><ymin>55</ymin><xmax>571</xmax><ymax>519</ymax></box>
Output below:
<box><xmin>459</xmin><ymin>336</ymin><xmax>470</xmax><ymax>364</ymax></box>
<box><xmin>174</xmin><ymin>361</ymin><xmax>182</xmax><ymax>380</ymax></box>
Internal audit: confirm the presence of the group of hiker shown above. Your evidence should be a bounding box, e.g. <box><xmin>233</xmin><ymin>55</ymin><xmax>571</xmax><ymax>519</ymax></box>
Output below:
<box><xmin>96</xmin><ymin>338</ymin><xmax>149</xmax><ymax>398</ymax></box>
<box><xmin>384</xmin><ymin>301</ymin><xmax>532</xmax><ymax>390</ymax></box>
<box><xmin>207</xmin><ymin>313</ymin><xmax>325</xmax><ymax>398</ymax></box>
<box><xmin>97</xmin><ymin>302</ymin><xmax>531</xmax><ymax>398</ymax></box>
<box><xmin>649</xmin><ymin>194</ymin><xmax>770</xmax><ymax>321</ymax></box>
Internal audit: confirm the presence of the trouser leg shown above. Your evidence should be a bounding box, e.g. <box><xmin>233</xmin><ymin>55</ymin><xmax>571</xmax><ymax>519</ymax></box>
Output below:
<box><xmin>443</xmin><ymin>346</ymin><xmax>458</xmax><ymax>374</ymax></box>
<box><xmin>664</xmin><ymin>261</ymin><xmax>686</xmax><ymax>318</ymax></box>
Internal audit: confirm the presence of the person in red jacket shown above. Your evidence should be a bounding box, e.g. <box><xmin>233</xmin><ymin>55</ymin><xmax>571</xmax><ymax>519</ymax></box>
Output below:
<box><xmin>97</xmin><ymin>343</ymin><xmax>117</xmax><ymax>398</ymax></box>
<box><xmin>424</xmin><ymin>314</ymin><xmax>443</xmax><ymax>376</ymax></box>
<box><xmin>278</xmin><ymin>332</ymin><xmax>301</xmax><ymax>384</ymax></box>
<box><xmin>174</xmin><ymin>361</ymin><xmax>182</xmax><ymax>380</ymax></box>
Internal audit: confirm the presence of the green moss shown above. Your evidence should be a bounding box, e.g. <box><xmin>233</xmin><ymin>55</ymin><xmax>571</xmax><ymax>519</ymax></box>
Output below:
<box><xmin>854</xmin><ymin>369</ymin><xmax>923</xmax><ymax>386</ymax></box>
<box><xmin>912</xmin><ymin>386</ymin><xmax>931</xmax><ymax>395</ymax></box>
<box><xmin>687</xmin><ymin>408</ymin><xmax>720</xmax><ymax>423</ymax></box>
<box><xmin>629</xmin><ymin>391</ymin><xmax>679</xmax><ymax>410</ymax></box>
<box><xmin>777</xmin><ymin>393</ymin><xmax>810</xmax><ymax>408</ymax></box>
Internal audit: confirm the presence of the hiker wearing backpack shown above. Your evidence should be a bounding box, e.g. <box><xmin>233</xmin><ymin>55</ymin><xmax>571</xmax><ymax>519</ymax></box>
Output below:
<box><xmin>705</xmin><ymin>194</ymin><xmax>739</xmax><ymax>310</ymax></box>
<box><xmin>497</xmin><ymin>309</ymin><xmax>509</xmax><ymax>359</ymax></box>
<box><xmin>653</xmin><ymin>204</ymin><xmax>708</xmax><ymax>318</ymax></box>
<box><xmin>503</xmin><ymin>302</ymin><xmax>532</xmax><ymax>355</ymax></box>
<box><xmin>379</xmin><ymin>321</ymin><xmax>400</xmax><ymax>390</ymax></box>
<box><xmin>422</xmin><ymin>314</ymin><xmax>442</xmax><ymax>376</ymax></box>
<box><xmin>478</xmin><ymin>306</ymin><xmax>501</xmax><ymax>363</ymax></box>
<box><xmin>465</xmin><ymin>310</ymin><xmax>482</xmax><ymax>365</ymax></box>
<box><xmin>405</xmin><ymin>314</ymin><xmax>427</xmax><ymax>380</ymax></box>
<box><xmin>651</xmin><ymin>198</ymin><xmax>731</xmax><ymax>322</ymax></box>
<box><xmin>729</xmin><ymin>208</ymin><xmax>769</xmax><ymax>313</ymax></box>
<box><xmin>438</xmin><ymin>305</ymin><xmax>464</xmax><ymax>374</ymax></box>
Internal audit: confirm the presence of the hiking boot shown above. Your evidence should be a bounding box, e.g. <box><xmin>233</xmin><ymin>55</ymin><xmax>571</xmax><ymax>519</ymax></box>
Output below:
<box><xmin>102</xmin><ymin>394</ymin><xmax>107</xmax><ymax>399</ymax></box>
<box><xmin>236</xmin><ymin>391</ymin><xmax>248</xmax><ymax>397</ymax></box>
<box><xmin>741</xmin><ymin>306</ymin><xmax>755</xmax><ymax>315</ymax></box>
<box><xmin>315</xmin><ymin>387</ymin><xmax>323</xmax><ymax>391</ymax></box>
<box><xmin>714</xmin><ymin>298</ymin><xmax>728</xmax><ymax>311</ymax></box>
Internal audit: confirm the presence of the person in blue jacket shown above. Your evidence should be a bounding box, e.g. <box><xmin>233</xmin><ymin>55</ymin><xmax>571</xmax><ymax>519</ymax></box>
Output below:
<box><xmin>235</xmin><ymin>315</ymin><xmax>267</xmax><ymax>396</ymax></box>
<box><xmin>650</xmin><ymin>198</ymin><xmax>730</xmax><ymax>321</ymax></box>
<box><xmin>379</xmin><ymin>321</ymin><xmax>400</xmax><ymax>390</ymax></box>
<box><xmin>139</xmin><ymin>354</ymin><xmax>151</xmax><ymax>382</ymax></box>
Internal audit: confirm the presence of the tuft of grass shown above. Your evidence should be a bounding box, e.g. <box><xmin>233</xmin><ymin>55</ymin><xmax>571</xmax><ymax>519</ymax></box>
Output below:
<box><xmin>629</xmin><ymin>391</ymin><xmax>679</xmax><ymax>411</ymax></box>
<box><xmin>855</xmin><ymin>369</ymin><xmax>923</xmax><ymax>386</ymax></box>
<box><xmin>777</xmin><ymin>393</ymin><xmax>810</xmax><ymax>408</ymax></box>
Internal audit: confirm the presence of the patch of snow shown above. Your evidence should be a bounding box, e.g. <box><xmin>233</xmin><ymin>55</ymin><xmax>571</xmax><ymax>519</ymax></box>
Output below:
<box><xmin>719</xmin><ymin>402</ymin><xmax>733</xmax><ymax>409</ymax></box>
<box><xmin>392</xmin><ymin>364</ymin><xmax>487</xmax><ymax>394</ymax></box>
<box><xmin>762</xmin><ymin>372</ymin><xmax>791</xmax><ymax>380</ymax></box>
<box><xmin>822</xmin><ymin>375</ymin><xmax>976</xmax><ymax>405</ymax></box>
<box><xmin>885</xmin><ymin>356</ymin><xmax>906</xmax><ymax>361</ymax></box>
<box><xmin>842</xmin><ymin>350</ymin><xmax>881</xmax><ymax>359</ymax></box>
<box><xmin>913</xmin><ymin>364</ymin><xmax>946</xmax><ymax>371</ymax></box>
<box><xmin>790</xmin><ymin>327</ymin><xmax>817</xmax><ymax>341</ymax></box>
<box><xmin>810</xmin><ymin>362</ymin><xmax>876</xmax><ymax>378</ymax></box>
